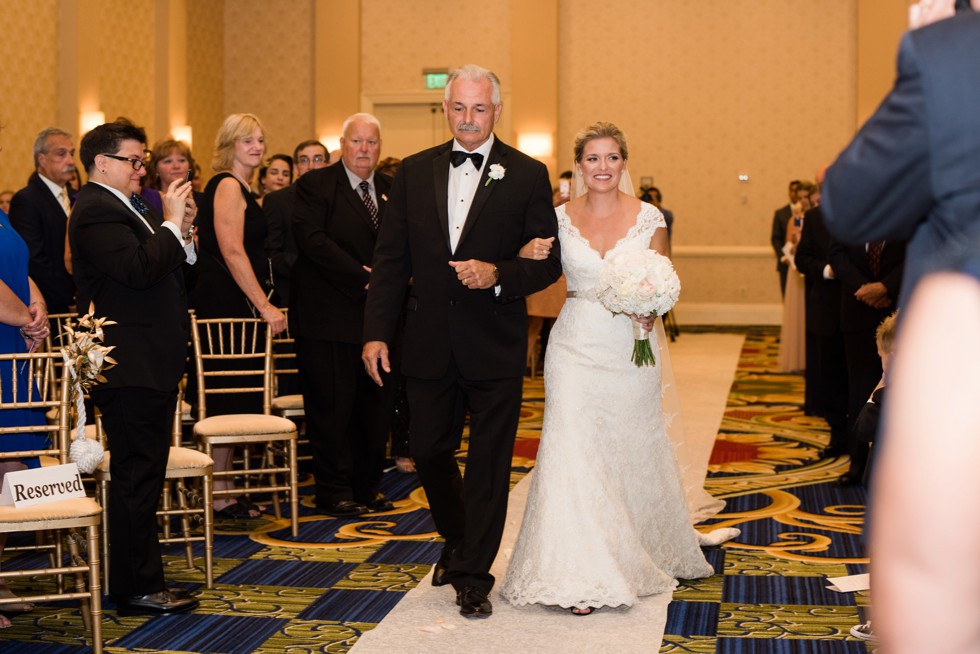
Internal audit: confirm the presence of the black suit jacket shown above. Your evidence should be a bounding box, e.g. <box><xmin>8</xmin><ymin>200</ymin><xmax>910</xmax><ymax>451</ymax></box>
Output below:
<box><xmin>794</xmin><ymin>206</ymin><xmax>841</xmax><ymax>337</ymax></box>
<box><xmin>363</xmin><ymin>137</ymin><xmax>561</xmax><ymax>380</ymax></box>
<box><xmin>770</xmin><ymin>204</ymin><xmax>791</xmax><ymax>272</ymax></box>
<box><xmin>823</xmin><ymin>12</ymin><xmax>980</xmax><ymax>305</ymax></box>
<box><xmin>291</xmin><ymin>165</ymin><xmax>391</xmax><ymax>344</ymax></box>
<box><xmin>8</xmin><ymin>173</ymin><xmax>75</xmax><ymax>312</ymax></box>
<box><xmin>829</xmin><ymin>240</ymin><xmax>906</xmax><ymax>334</ymax></box>
<box><xmin>263</xmin><ymin>184</ymin><xmax>298</xmax><ymax>305</ymax></box>
<box><xmin>69</xmin><ymin>183</ymin><xmax>190</xmax><ymax>392</ymax></box>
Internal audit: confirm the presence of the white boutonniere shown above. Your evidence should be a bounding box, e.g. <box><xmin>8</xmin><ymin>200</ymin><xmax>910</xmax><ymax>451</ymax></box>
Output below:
<box><xmin>485</xmin><ymin>163</ymin><xmax>506</xmax><ymax>187</ymax></box>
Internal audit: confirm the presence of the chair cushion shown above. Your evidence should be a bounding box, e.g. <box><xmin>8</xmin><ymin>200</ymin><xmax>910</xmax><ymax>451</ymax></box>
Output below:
<box><xmin>193</xmin><ymin>414</ymin><xmax>296</xmax><ymax>437</ymax></box>
<box><xmin>271</xmin><ymin>394</ymin><xmax>304</xmax><ymax>411</ymax></box>
<box><xmin>97</xmin><ymin>447</ymin><xmax>213</xmax><ymax>476</ymax></box>
<box><xmin>0</xmin><ymin>497</ymin><xmax>102</xmax><ymax>525</ymax></box>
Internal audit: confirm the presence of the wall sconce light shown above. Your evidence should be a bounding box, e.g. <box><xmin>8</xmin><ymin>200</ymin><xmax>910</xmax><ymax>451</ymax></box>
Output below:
<box><xmin>172</xmin><ymin>125</ymin><xmax>193</xmax><ymax>147</ymax></box>
<box><xmin>319</xmin><ymin>134</ymin><xmax>342</xmax><ymax>154</ymax></box>
<box><xmin>517</xmin><ymin>133</ymin><xmax>554</xmax><ymax>158</ymax></box>
<box><xmin>79</xmin><ymin>111</ymin><xmax>106</xmax><ymax>135</ymax></box>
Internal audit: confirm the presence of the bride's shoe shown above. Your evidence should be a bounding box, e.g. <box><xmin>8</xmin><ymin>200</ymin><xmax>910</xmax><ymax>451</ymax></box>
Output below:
<box><xmin>696</xmin><ymin>527</ymin><xmax>741</xmax><ymax>547</ymax></box>
<box><xmin>570</xmin><ymin>606</ymin><xmax>595</xmax><ymax>616</ymax></box>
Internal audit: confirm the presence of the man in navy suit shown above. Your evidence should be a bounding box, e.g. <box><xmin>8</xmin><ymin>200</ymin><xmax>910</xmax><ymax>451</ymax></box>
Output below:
<box><xmin>362</xmin><ymin>64</ymin><xmax>561</xmax><ymax>618</ymax></box>
<box><xmin>291</xmin><ymin>115</ymin><xmax>395</xmax><ymax>518</ymax></box>
<box><xmin>823</xmin><ymin>6</ymin><xmax>980</xmax><ymax>305</ymax></box>
<box><xmin>9</xmin><ymin>127</ymin><xmax>77</xmax><ymax>313</ymax></box>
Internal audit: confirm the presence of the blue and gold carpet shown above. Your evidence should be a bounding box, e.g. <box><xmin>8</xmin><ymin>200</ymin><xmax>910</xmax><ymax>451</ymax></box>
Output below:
<box><xmin>0</xmin><ymin>327</ymin><xmax>872</xmax><ymax>653</ymax></box>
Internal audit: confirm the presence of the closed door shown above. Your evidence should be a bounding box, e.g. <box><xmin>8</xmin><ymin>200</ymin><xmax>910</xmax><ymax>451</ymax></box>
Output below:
<box><xmin>373</xmin><ymin>102</ymin><xmax>450</xmax><ymax>160</ymax></box>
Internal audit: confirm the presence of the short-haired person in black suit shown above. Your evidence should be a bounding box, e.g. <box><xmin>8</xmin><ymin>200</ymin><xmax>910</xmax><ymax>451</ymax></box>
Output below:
<box><xmin>362</xmin><ymin>64</ymin><xmax>562</xmax><ymax>618</ymax></box>
<box><xmin>770</xmin><ymin>180</ymin><xmax>800</xmax><ymax>298</ymax></box>
<box><xmin>70</xmin><ymin>122</ymin><xmax>199</xmax><ymax>615</ymax></box>
<box><xmin>9</xmin><ymin>127</ymin><xmax>78</xmax><ymax>313</ymax></box>
<box><xmin>290</xmin><ymin>116</ymin><xmax>395</xmax><ymax>518</ymax></box>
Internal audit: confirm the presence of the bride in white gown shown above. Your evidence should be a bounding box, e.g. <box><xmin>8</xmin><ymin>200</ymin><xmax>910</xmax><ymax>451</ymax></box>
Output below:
<box><xmin>501</xmin><ymin>122</ymin><xmax>735</xmax><ymax>615</ymax></box>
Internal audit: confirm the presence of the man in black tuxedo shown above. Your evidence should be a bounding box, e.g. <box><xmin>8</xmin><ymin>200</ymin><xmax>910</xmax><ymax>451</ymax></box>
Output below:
<box><xmin>794</xmin><ymin>203</ymin><xmax>849</xmax><ymax>458</ymax></box>
<box><xmin>829</xmin><ymin>238</ymin><xmax>905</xmax><ymax>484</ymax></box>
<box><xmin>70</xmin><ymin>122</ymin><xmax>198</xmax><ymax>615</ymax></box>
<box><xmin>9</xmin><ymin>127</ymin><xmax>77</xmax><ymax>313</ymax></box>
<box><xmin>770</xmin><ymin>180</ymin><xmax>800</xmax><ymax>297</ymax></box>
<box><xmin>823</xmin><ymin>7</ymin><xmax>980</xmax><ymax>305</ymax></box>
<box><xmin>362</xmin><ymin>64</ymin><xmax>561</xmax><ymax>618</ymax></box>
<box><xmin>264</xmin><ymin>139</ymin><xmax>329</xmax><ymax>307</ymax></box>
<box><xmin>291</xmin><ymin>115</ymin><xmax>394</xmax><ymax>518</ymax></box>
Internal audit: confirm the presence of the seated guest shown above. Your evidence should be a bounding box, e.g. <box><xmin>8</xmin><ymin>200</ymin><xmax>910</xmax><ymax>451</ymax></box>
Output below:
<box><xmin>70</xmin><ymin>121</ymin><xmax>198</xmax><ymax>615</ymax></box>
<box><xmin>191</xmin><ymin>113</ymin><xmax>287</xmax><ymax>520</ymax></box>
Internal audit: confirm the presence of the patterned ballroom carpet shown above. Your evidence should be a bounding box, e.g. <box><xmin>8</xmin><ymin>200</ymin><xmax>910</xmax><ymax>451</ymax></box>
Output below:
<box><xmin>0</xmin><ymin>327</ymin><xmax>872</xmax><ymax>653</ymax></box>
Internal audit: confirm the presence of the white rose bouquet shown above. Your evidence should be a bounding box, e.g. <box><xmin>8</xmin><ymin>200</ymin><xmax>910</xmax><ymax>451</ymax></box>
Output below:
<box><xmin>595</xmin><ymin>249</ymin><xmax>680</xmax><ymax>367</ymax></box>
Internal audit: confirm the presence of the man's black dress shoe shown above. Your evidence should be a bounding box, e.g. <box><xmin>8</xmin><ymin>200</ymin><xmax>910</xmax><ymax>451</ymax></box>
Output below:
<box><xmin>115</xmin><ymin>590</ymin><xmax>199</xmax><ymax>616</ymax></box>
<box><xmin>315</xmin><ymin>499</ymin><xmax>368</xmax><ymax>517</ymax></box>
<box><xmin>358</xmin><ymin>493</ymin><xmax>395</xmax><ymax>513</ymax></box>
<box><xmin>431</xmin><ymin>542</ymin><xmax>458</xmax><ymax>587</ymax></box>
<box><xmin>456</xmin><ymin>587</ymin><xmax>492</xmax><ymax>618</ymax></box>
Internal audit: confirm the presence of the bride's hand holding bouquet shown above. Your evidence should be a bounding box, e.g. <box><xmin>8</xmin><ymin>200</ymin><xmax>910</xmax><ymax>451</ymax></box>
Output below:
<box><xmin>595</xmin><ymin>249</ymin><xmax>680</xmax><ymax>367</ymax></box>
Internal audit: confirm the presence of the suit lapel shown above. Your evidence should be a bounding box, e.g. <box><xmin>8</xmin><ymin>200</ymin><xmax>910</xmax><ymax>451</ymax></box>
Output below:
<box><xmin>433</xmin><ymin>143</ymin><xmax>452</xmax><ymax>251</ymax></box>
<box><xmin>457</xmin><ymin>137</ymin><xmax>506</xmax><ymax>250</ymax></box>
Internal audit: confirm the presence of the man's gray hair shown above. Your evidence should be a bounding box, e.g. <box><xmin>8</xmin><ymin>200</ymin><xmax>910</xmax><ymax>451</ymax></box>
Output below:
<box><xmin>33</xmin><ymin>127</ymin><xmax>72</xmax><ymax>168</ymax></box>
<box><xmin>445</xmin><ymin>64</ymin><xmax>501</xmax><ymax>105</ymax></box>
<box><xmin>342</xmin><ymin>113</ymin><xmax>382</xmax><ymax>137</ymax></box>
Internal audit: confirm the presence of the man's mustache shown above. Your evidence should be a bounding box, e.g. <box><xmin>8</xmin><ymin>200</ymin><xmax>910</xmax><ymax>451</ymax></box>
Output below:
<box><xmin>456</xmin><ymin>123</ymin><xmax>480</xmax><ymax>132</ymax></box>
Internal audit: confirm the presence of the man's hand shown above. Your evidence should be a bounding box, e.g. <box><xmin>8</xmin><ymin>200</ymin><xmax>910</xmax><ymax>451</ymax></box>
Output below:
<box><xmin>362</xmin><ymin>341</ymin><xmax>390</xmax><ymax>386</ymax></box>
<box><xmin>448</xmin><ymin>259</ymin><xmax>497</xmax><ymax>289</ymax></box>
<box><xmin>363</xmin><ymin>265</ymin><xmax>371</xmax><ymax>291</ymax></box>
<box><xmin>855</xmin><ymin>282</ymin><xmax>892</xmax><ymax>309</ymax></box>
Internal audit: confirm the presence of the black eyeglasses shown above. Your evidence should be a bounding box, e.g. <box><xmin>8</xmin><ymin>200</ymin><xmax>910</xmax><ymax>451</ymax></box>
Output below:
<box><xmin>101</xmin><ymin>153</ymin><xmax>146</xmax><ymax>171</ymax></box>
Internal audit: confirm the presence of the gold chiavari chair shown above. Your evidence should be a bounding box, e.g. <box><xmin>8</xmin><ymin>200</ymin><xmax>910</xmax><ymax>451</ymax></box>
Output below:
<box><xmin>269</xmin><ymin>309</ymin><xmax>309</xmax><ymax>464</ymax></box>
<box><xmin>93</xmin><ymin>390</ymin><xmax>214</xmax><ymax>590</ymax></box>
<box><xmin>190</xmin><ymin>315</ymin><xmax>299</xmax><ymax>536</ymax></box>
<box><xmin>0</xmin><ymin>350</ymin><xmax>103</xmax><ymax>652</ymax></box>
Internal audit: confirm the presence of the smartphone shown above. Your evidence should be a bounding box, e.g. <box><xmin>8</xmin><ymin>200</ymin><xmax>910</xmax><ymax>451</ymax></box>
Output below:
<box><xmin>185</xmin><ymin>170</ymin><xmax>194</xmax><ymax>184</ymax></box>
<box><xmin>793</xmin><ymin>216</ymin><xmax>802</xmax><ymax>227</ymax></box>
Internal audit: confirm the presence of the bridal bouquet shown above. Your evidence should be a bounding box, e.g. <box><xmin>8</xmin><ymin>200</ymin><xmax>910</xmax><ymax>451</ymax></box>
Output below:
<box><xmin>595</xmin><ymin>249</ymin><xmax>680</xmax><ymax>367</ymax></box>
<box><xmin>61</xmin><ymin>303</ymin><xmax>117</xmax><ymax>473</ymax></box>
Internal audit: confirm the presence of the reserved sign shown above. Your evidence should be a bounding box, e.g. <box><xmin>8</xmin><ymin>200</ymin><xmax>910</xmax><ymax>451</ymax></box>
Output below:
<box><xmin>0</xmin><ymin>463</ymin><xmax>86</xmax><ymax>508</ymax></box>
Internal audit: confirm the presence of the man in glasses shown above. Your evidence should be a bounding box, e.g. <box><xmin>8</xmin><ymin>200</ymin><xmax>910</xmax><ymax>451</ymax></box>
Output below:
<box><xmin>263</xmin><ymin>139</ymin><xmax>330</xmax><ymax>306</ymax></box>
<box><xmin>9</xmin><ymin>127</ymin><xmax>78</xmax><ymax>314</ymax></box>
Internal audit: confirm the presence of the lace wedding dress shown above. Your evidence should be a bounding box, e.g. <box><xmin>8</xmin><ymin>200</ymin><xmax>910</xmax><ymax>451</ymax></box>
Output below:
<box><xmin>500</xmin><ymin>202</ymin><xmax>718</xmax><ymax>610</ymax></box>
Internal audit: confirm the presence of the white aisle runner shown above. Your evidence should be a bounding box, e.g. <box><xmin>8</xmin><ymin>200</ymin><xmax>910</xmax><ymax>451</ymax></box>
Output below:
<box><xmin>351</xmin><ymin>333</ymin><xmax>745</xmax><ymax>654</ymax></box>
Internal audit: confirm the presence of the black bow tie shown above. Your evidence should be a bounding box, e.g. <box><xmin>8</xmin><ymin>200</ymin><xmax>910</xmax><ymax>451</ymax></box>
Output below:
<box><xmin>450</xmin><ymin>150</ymin><xmax>484</xmax><ymax>169</ymax></box>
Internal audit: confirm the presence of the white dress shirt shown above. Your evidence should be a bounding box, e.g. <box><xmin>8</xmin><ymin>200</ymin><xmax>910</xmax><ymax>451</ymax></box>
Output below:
<box><xmin>342</xmin><ymin>163</ymin><xmax>378</xmax><ymax>207</ymax></box>
<box><xmin>448</xmin><ymin>134</ymin><xmax>495</xmax><ymax>253</ymax></box>
<box><xmin>38</xmin><ymin>173</ymin><xmax>70</xmax><ymax>216</ymax></box>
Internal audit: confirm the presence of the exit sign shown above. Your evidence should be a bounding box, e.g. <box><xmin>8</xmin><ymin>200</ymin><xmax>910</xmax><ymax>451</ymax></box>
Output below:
<box><xmin>423</xmin><ymin>68</ymin><xmax>450</xmax><ymax>90</ymax></box>
<box><xmin>425</xmin><ymin>73</ymin><xmax>448</xmax><ymax>89</ymax></box>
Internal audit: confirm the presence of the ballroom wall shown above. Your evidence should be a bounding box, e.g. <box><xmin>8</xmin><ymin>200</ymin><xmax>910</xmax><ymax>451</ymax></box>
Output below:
<box><xmin>0</xmin><ymin>0</ymin><xmax>910</xmax><ymax>324</ymax></box>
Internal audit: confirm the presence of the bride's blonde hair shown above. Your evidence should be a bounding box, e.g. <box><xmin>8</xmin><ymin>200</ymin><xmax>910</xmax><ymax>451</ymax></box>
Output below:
<box><xmin>573</xmin><ymin>122</ymin><xmax>629</xmax><ymax>162</ymax></box>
